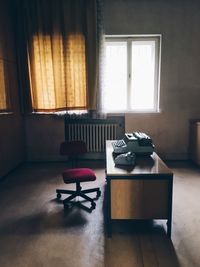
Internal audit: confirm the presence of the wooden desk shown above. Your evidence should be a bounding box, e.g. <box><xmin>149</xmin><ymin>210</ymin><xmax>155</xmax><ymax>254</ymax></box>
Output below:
<box><xmin>105</xmin><ymin>141</ymin><xmax>173</xmax><ymax>238</ymax></box>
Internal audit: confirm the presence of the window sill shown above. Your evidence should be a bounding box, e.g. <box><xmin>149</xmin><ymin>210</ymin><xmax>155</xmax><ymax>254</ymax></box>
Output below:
<box><xmin>0</xmin><ymin>111</ymin><xmax>14</xmax><ymax>115</ymax></box>
<box><xmin>105</xmin><ymin>109</ymin><xmax>162</xmax><ymax>115</ymax></box>
<box><xmin>26</xmin><ymin>110</ymin><xmax>90</xmax><ymax>119</ymax></box>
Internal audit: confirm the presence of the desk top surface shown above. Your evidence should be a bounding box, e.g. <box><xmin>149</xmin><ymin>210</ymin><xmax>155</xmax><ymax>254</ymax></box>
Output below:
<box><xmin>106</xmin><ymin>141</ymin><xmax>173</xmax><ymax>177</ymax></box>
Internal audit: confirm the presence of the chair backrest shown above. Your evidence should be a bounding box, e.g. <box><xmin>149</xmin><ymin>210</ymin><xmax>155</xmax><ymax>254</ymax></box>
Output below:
<box><xmin>60</xmin><ymin>141</ymin><xmax>87</xmax><ymax>157</ymax></box>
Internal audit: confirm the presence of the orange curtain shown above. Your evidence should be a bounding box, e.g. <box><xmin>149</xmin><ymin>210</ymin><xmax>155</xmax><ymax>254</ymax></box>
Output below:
<box><xmin>0</xmin><ymin>60</ymin><xmax>11</xmax><ymax>112</ymax></box>
<box><xmin>23</xmin><ymin>0</ymin><xmax>98</xmax><ymax>112</ymax></box>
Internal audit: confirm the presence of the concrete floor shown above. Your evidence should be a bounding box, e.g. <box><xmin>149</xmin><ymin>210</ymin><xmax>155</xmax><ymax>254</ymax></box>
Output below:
<box><xmin>0</xmin><ymin>160</ymin><xmax>200</xmax><ymax>267</ymax></box>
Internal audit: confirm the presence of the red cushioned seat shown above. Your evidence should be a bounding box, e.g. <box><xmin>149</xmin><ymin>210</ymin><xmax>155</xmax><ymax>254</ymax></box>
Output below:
<box><xmin>63</xmin><ymin>168</ymin><xmax>96</xmax><ymax>184</ymax></box>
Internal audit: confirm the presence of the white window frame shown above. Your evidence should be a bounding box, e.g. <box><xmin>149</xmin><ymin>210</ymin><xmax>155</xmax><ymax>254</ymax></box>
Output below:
<box><xmin>104</xmin><ymin>34</ymin><xmax>162</xmax><ymax>113</ymax></box>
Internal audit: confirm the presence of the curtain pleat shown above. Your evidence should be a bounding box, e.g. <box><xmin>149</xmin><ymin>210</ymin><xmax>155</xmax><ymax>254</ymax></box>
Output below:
<box><xmin>0</xmin><ymin>60</ymin><xmax>11</xmax><ymax>111</ymax></box>
<box><xmin>20</xmin><ymin>0</ymin><xmax>98</xmax><ymax>112</ymax></box>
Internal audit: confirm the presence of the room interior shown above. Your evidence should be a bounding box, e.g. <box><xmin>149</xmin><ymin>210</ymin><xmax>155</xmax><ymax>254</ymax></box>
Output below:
<box><xmin>1</xmin><ymin>0</ymin><xmax>200</xmax><ymax>266</ymax></box>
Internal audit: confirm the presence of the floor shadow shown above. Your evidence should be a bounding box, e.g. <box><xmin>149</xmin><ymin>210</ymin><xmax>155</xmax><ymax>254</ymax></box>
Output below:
<box><xmin>0</xmin><ymin>205</ymin><xmax>89</xmax><ymax>235</ymax></box>
<box><xmin>104</xmin><ymin>229</ymin><xmax>180</xmax><ymax>267</ymax></box>
<box><xmin>104</xmin><ymin>220</ymin><xmax>180</xmax><ymax>267</ymax></box>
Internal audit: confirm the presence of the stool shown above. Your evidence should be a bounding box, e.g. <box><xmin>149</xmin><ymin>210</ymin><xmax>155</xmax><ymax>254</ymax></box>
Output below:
<box><xmin>56</xmin><ymin>141</ymin><xmax>101</xmax><ymax>211</ymax></box>
<box><xmin>56</xmin><ymin>168</ymin><xmax>101</xmax><ymax>210</ymax></box>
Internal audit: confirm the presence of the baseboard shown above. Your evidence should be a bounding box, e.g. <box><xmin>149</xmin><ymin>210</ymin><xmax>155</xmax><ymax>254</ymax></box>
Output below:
<box><xmin>26</xmin><ymin>152</ymin><xmax>189</xmax><ymax>162</ymax></box>
<box><xmin>0</xmin><ymin>161</ymin><xmax>25</xmax><ymax>181</ymax></box>
<box><xmin>26</xmin><ymin>152</ymin><xmax>106</xmax><ymax>162</ymax></box>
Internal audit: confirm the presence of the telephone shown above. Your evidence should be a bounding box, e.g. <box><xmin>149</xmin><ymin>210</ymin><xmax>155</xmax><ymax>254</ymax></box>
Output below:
<box><xmin>114</xmin><ymin>152</ymin><xmax>136</xmax><ymax>166</ymax></box>
<box><xmin>112</xmin><ymin>132</ymin><xmax>154</xmax><ymax>155</ymax></box>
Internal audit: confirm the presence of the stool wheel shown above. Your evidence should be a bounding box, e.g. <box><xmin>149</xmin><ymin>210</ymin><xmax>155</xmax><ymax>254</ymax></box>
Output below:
<box><xmin>57</xmin><ymin>193</ymin><xmax>62</xmax><ymax>199</ymax></box>
<box><xmin>64</xmin><ymin>203</ymin><xmax>69</xmax><ymax>210</ymax></box>
<box><xmin>97</xmin><ymin>190</ymin><xmax>101</xmax><ymax>198</ymax></box>
<box><xmin>91</xmin><ymin>202</ymin><xmax>96</xmax><ymax>210</ymax></box>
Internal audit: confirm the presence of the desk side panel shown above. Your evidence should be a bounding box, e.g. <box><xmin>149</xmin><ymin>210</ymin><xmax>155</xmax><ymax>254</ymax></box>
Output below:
<box><xmin>111</xmin><ymin>180</ymin><xmax>143</xmax><ymax>219</ymax></box>
<box><xmin>111</xmin><ymin>179</ymin><xmax>169</xmax><ymax>220</ymax></box>
<box><xmin>142</xmin><ymin>180</ymin><xmax>168</xmax><ymax>219</ymax></box>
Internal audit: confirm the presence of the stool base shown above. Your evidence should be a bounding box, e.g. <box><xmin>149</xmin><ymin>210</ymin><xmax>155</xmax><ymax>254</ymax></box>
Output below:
<box><xmin>56</xmin><ymin>182</ymin><xmax>101</xmax><ymax>212</ymax></box>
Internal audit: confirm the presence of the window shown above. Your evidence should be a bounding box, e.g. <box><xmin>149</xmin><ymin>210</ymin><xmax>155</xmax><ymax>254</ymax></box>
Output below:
<box><xmin>102</xmin><ymin>35</ymin><xmax>161</xmax><ymax>112</ymax></box>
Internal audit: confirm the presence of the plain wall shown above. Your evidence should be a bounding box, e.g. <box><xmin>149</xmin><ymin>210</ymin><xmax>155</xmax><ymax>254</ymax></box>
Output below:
<box><xmin>0</xmin><ymin>1</ymin><xmax>25</xmax><ymax>178</ymax></box>
<box><xmin>25</xmin><ymin>0</ymin><xmax>200</xmax><ymax>160</ymax></box>
<box><xmin>25</xmin><ymin>115</ymin><xmax>65</xmax><ymax>161</ymax></box>
<box><xmin>104</xmin><ymin>0</ymin><xmax>200</xmax><ymax>159</ymax></box>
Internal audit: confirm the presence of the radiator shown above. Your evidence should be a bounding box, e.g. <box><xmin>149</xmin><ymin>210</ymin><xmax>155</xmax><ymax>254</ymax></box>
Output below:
<box><xmin>67</xmin><ymin>122</ymin><xmax>117</xmax><ymax>152</ymax></box>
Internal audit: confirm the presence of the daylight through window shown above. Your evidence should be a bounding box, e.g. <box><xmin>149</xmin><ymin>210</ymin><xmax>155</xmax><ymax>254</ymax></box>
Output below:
<box><xmin>102</xmin><ymin>35</ymin><xmax>161</xmax><ymax>112</ymax></box>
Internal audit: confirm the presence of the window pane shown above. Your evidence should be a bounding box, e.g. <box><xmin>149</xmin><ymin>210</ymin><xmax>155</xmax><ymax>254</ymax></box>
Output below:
<box><xmin>131</xmin><ymin>41</ymin><xmax>156</xmax><ymax>110</ymax></box>
<box><xmin>103</xmin><ymin>41</ymin><xmax>127</xmax><ymax>111</ymax></box>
